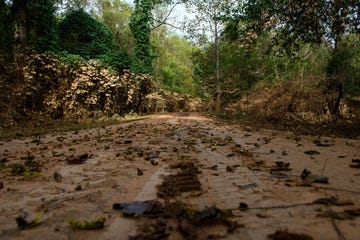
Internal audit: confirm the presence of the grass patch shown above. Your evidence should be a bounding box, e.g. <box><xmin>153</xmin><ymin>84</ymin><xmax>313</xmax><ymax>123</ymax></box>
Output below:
<box><xmin>9</xmin><ymin>163</ymin><xmax>42</xmax><ymax>177</ymax></box>
<box><xmin>9</xmin><ymin>159</ymin><xmax>42</xmax><ymax>177</ymax></box>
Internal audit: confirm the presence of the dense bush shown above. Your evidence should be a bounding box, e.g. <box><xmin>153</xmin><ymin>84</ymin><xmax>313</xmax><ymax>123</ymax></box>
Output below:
<box><xmin>47</xmin><ymin>66</ymin><xmax>154</xmax><ymax>117</ymax></box>
<box><xmin>0</xmin><ymin>52</ymin><xmax>206</xmax><ymax>128</ymax></box>
<box><xmin>0</xmin><ymin>53</ymin><xmax>154</xmax><ymax>125</ymax></box>
<box><xmin>326</xmin><ymin>35</ymin><xmax>360</xmax><ymax>97</ymax></box>
<box><xmin>56</xmin><ymin>51</ymin><xmax>86</xmax><ymax>69</ymax></box>
<box><xmin>58</xmin><ymin>9</ymin><xmax>114</xmax><ymax>59</ymax></box>
<box><xmin>99</xmin><ymin>50</ymin><xmax>132</xmax><ymax>74</ymax></box>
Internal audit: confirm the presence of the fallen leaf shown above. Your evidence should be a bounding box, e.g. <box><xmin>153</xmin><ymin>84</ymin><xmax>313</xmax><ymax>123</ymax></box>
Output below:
<box><xmin>268</xmin><ymin>230</ymin><xmax>313</xmax><ymax>240</ymax></box>
<box><xmin>65</xmin><ymin>217</ymin><xmax>105</xmax><ymax>230</ymax></box>
<box><xmin>226</xmin><ymin>153</ymin><xmax>236</xmax><ymax>157</ymax></box>
<box><xmin>66</xmin><ymin>154</ymin><xmax>89</xmax><ymax>164</ymax></box>
<box><xmin>238</xmin><ymin>183</ymin><xmax>258</xmax><ymax>189</ymax></box>
<box><xmin>53</xmin><ymin>171</ymin><xmax>62</xmax><ymax>182</ymax></box>
<box><xmin>16</xmin><ymin>214</ymin><xmax>42</xmax><ymax>230</ymax></box>
<box><xmin>304</xmin><ymin>150</ymin><xmax>320</xmax><ymax>155</ymax></box>
<box><xmin>113</xmin><ymin>200</ymin><xmax>158</xmax><ymax>216</ymax></box>
<box><xmin>137</xmin><ymin>168</ymin><xmax>143</xmax><ymax>176</ymax></box>
<box><xmin>226</xmin><ymin>166</ymin><xmax>233</xmax><ymax>172</ymax></box>
<box><xmin>239</xmin><ymin>202</ymin><xmax>248</xmax><ymax>211</ymax></box>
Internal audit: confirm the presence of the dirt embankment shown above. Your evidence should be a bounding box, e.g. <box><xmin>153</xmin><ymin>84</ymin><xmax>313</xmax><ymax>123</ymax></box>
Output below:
<box><xmin>0</xmin><ymin>113</ymin><xmax>360</xmax><ymax>240</ymax></box>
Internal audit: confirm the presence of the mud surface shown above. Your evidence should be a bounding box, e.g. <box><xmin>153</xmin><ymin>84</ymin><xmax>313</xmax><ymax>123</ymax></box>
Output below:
<box><xmin>1</xmin><ymin>113</ymin><xmax>360</xmax><ymax>240</ymax></box>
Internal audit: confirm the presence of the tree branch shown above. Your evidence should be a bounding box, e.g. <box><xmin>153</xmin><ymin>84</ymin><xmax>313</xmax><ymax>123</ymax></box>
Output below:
<box><xmin>151</xmin><ymin>17</ymin><xmax>182</xmax><ymax>30</ymax></box>
<box><xmin>151</xmin><ymin>1</ymin><xmax>182</xmax><ymax>30</ymax></box>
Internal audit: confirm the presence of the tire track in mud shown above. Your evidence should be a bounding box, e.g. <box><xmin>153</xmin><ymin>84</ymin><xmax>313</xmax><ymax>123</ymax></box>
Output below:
<box><xmin>151</xmin><ymin>117</ymin><xmax>262</xmax><ymax>239</ymax></box>
<box><xmin>150</xmin><ymin>116</ymin><xmax>354</xmax><ymax>240</ymax></box>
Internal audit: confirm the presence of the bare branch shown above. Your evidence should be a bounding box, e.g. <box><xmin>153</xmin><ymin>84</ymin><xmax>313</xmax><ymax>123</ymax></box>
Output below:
<box><xmin>151</xmin><ymin>17</ymin><xmax>182</xmax><ymax>30</ymax></box>
<box><xmin>151</xmin><ymin>1</ymin><xmax>182</xmax><ymax>30</ymax></box>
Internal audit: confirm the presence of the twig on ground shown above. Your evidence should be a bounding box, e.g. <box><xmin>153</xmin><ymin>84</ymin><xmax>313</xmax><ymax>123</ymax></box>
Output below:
<box><xmin>320</xmin><ymin>158</ymin><xmax>328</xmax><ymax>176</ymax></box>
<box><xmin>331</xmin><ymin>219</ymin><xmax>346</xmax><ymax>240</ymax></box>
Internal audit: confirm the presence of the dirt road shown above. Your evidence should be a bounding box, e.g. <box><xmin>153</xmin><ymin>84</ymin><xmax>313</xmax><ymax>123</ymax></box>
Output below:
<box><xmin>1</xmin><ymin>113</ymin><xmax>359</xmax><ymax>240</ymax></box>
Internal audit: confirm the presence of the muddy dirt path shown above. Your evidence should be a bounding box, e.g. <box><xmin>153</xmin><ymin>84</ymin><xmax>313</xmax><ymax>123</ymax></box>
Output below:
<box><xmin>0</xmin><ymin>113</ymin><xmax>359</xmax><ymax>240</ymax></box>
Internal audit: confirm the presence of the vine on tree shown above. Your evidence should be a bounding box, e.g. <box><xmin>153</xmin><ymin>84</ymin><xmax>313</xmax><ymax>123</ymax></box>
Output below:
<box><xmin>129</xmin><ymin>0</ymin><xmax>154</xmax><ymax>73</ymax></box>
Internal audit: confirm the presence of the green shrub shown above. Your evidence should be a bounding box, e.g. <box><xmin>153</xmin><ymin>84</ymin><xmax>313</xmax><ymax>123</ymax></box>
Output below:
<box><xmin>58</xmin><ymin>9</ymin><xmax>114</xmax><ymax>59</ymax></box>
<box><xmin>99</xmin><ymin>50</ymin><xmax>132</xmax><ymax>74</ymax></box>
<box><xmin>56</xmin><ymin>51</ymin><xmax>86</xmax><ymax>68</ymax></box>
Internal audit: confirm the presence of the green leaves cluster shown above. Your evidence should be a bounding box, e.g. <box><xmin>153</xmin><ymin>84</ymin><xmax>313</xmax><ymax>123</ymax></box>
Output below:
<box><xmin>129</xmin><ymin>0</ymin><xmax>154</xmax><ymax>73</ymax></box>
<box><xmin>27</xmin><ymin>0</ymin><xmax>58</xmax><ymax>52</ymax></box>
<box><xmin>154</xmin><ymin>33</ymin><xmax>197</xmax><ymax>95</ymax></box>
<box><xmin>243</xmin><ymin>0</ymin><xmax>360</xmax><ymax>50</ymax></box>
<box><xmin>95</xmin><ymin>0</ymin><xmax>133</xmax><ymax>51</ymax></box>
<box><xmin>65</xmin><ymin>217</ymin><xmax>105</xmax><ymax>230</ymax></box>
<box><xmin>58</xmin><ymin>9</ymin><xmax>114</xmax><ymax>60</ymax></box>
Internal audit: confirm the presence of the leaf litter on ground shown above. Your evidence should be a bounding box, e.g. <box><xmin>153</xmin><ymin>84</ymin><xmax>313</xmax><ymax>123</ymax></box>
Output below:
<box><xmin>113</xmin><ymin>200</ymin><xmax>242</xmax><ymax>236</ymax></box>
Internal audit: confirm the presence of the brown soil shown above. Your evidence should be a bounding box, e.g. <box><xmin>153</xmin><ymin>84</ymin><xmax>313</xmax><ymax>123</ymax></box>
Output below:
<box><xmin>0</xmin><ymin>113</ymin><xmax>360</xmax><ymax>240</ymax></box>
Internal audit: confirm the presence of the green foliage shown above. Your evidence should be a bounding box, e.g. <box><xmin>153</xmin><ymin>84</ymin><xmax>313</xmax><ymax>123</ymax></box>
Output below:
<box><xmin>242</xmin><ymin>0</ymin><xmax>360</xmax><ymax>51</ymax></box>
<box><xmin>10</xmin><ymin>159</ymin><xmax>42</xmax><ymax>177</ymax></box>
<box><xmin>129</xmin><ymin>0</ymin><xmax>154</xmax><ymax>73</ymax></box>
<box><xmin>58</xmin><ymin>9</ymin><xmax>114</xmax><ymax>59</ymax></box>
<box><xmin>56</xmin><ymin>51</ymin><xmax>86</xmax><ymax>68</ymax></box>
<box><xmin>152</xmin><ymin>32</ymin><xmax>197</xmax><ymax>95</ymax></box>
<box><xmin>193</xmin><ymin>32</ymin><xmax>333</xmax><ymax>104</ymax></box>
<box><xmin>327</xmin><ymin>35</ymin><xmax>360</xmax><ymax>96</ymax></box>
<box><xmin>0</xmin><ymin>0</ymin><xmax>58</xmax><ymax>57</ymax></box>
<box><xmin>27</xmin><ymin>0</ymin><xmax>58</xmax><ymax>52</ymax></box>
<box><xmin>65</xmin><ymin>217</ymin><xmax>105</xmax><ymax>230</ymax></box>
<box><xmin>94</xmin><ymin>0</ymin><xmax>133</xmax><ymax>51</ymax></box>
<box><xmin>99</xmin><ymin>50</ymin><xmax>132</xmax><ymax>73</ymax></box>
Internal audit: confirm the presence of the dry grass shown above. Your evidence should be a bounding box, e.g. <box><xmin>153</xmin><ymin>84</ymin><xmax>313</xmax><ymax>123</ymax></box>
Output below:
<box><xmin>222</xmin><ymin>78</ymin><xmax>360</xmax><ymax>138</ymax></box>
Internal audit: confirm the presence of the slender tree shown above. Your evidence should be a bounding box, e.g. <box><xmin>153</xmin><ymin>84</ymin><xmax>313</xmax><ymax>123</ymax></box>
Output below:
<box><xmin>184</xmin><ymin>0</ymin><xmax>237</xmax><ymax>112</ymax></box>
<box><xmin>12</xmin><ymin>0</ymin><xmax>27</xmax><ymax>81</ymax></box>
<box><xmin>129</xmin><ymin>0</ymin><xmax>181</xmax><ymax>73</ymax></box>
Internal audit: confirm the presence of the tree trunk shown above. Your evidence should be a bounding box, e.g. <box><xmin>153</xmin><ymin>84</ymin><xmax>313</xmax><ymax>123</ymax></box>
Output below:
<box><xmin>214</xmin><ymin>18</ymin><xmax>221</xmax><ymax>112</ymax></box>
<box><xmin>326</xmin><ymin>37</ymin><xmax>343</xmax><ymax>117</ymax></box>
<box><xmin>13</xmin><ymin>0</ymin><xmax>27</xmax><ymax>82</ymax></box>
<box><xmin>0</xmin><ymin>0</ymin><xmax>7</xmax><ymax>60</ymax></box>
